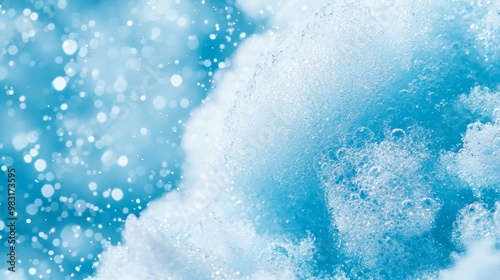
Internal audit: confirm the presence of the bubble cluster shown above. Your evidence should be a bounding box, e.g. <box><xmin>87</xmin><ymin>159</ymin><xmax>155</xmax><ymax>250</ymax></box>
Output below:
<box><xmin>453</xmin><ymin>202</ymin><xmax>500</xmax><ymax>248</ymax></box>
<box><xmin>449</xmin><ymin>87</ymin><xmax>500</xmax><ymax>190</ymax></box>
<box><xmin>91</xmin><ymin>215</ymin><xmax>315</xmax><ymax>280</ymax></box>
<box><xmin>321</xmin><ymin>131</ymin><xmax>439</xmax><ymax>268</ymax></box>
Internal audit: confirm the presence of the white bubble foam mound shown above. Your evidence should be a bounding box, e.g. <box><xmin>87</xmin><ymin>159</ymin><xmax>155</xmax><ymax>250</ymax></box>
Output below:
<box><xmin>460</xmin><ymin>87</ymin><xmax>500</xmax><ymax>119</ymax></box>
<box><xmin>321</xmin><ymin>131</ymin><xmax>439</xmax><ymax>267</ymax></box>
<box><xmin>91</xmin><ymin>213</ymin><xmax>314</xmax><ymax>280</ymax></box>
<box><xmin>462</xmin><ymin>0</ymin><xmax>500</xmax><ymax>70</ymax></box>
<box><xmin>453</xmin><ymin>202</ymin><xmax>500</xmax><ymax>249</ymax></box>
<box><xmin>451</xmin><ymin>87</ymin><xmax>500</xmax><ymax>189</ymax></box>
<box><xmin>440</xmin><ymin>202</ymin><xmax>500</xmax><ymax>280</ymax></box>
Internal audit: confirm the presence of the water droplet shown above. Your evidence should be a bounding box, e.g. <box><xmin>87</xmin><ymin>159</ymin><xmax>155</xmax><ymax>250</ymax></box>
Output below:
<box><xmin>368</xmin><ymin>166</ymin><xmax>382</xmax><ymax>177</ymax></box>
<box><xmin>420</xmin><ymin>197</ymin><xmax>434</xmax><ymax>211</ymax></box>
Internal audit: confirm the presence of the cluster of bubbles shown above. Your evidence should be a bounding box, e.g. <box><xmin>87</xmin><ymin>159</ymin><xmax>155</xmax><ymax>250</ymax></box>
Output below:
<box><xmin>450</xmin><ymin>87</ymin><xmax>500</xmax><ymax>190</ymax></box>
<box><xmin>319</xmin><ymin>128</ymin><xmax>440</xmax><ymax>270</ymax></box>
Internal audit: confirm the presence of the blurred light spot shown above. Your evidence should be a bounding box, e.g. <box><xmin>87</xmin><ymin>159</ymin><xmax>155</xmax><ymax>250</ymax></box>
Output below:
<box><xmin>170</xmin><ymin>74</ymin><xmax>182</xmax><ymax>87</ymax></box>
<box><xmin>111</xmin><ymin>188</ymin><xmax>123</xmax><ymax>201</ymax></box>
<box><xmin>96</xmin><ymin>112</ymin><xmax>107</xmax><ymax>123</ymax></box>
<box><xmin>117</xmin><ymin>156</ymin><xmax>128</xmax><ymax>167</ymax></box>
<box><xmin>153</xmin><ymin>95</ymin><xmax>166</xmax><ymax>110</ymax></box>
<box><xmin>34</xmin><ymin>159</ymin><xmax>47</xmax><ymax>172</ymax></box>
<box><xmin>180</xmin><ymin>98</ymin><xmax>190</xmax><ymax>108</ymax></box>
<box><xmin>62</xmin><ymin>39</ymin><xmax>78</xmax><ymax>55</ymax></box>
<box><xmin>41</xmin><ymin>184</ymin><xmax>54</xmax><ymax>198</ymax></box>
<box><xmin>29</xmin><ymin>268</ymin><xmax>36</xmax><ymax>275</ymax></box>
<box><xmin>27</xmin><ymin>203</ymin><xmax>38</xmax><ymax>215</ymax></box>
<box><xmin>52</xmin><ymin>76</ymin><xmax>67</xmax><ymax>91</ymax></box>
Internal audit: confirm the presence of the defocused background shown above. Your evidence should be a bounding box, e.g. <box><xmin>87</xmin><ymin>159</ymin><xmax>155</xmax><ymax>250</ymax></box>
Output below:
<box><xmin>0</xmin><ymin>0</ymin><xmax>256</xmax><ymax>278</ymax></box>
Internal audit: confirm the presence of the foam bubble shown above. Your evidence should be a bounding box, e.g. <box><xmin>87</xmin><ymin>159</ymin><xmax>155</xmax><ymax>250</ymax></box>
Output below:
<box><xmin>41</xmin><ymin>184</ymin><xmax>54</xmax><ymax>198</ymax></box>
<box><xmin>447</xmin><ymin>87</ymin><xmax>500</xmax><ymax>190</ymax></box>
<box><xmin>322</xmin><ymin>133</ymin><xmax>439</xmax><ymax>269</ymax></box>
<box><xmin>152</xmin><ymin>96</ymin><xmax>166</xmax><ymax>110</ymax></box>
<box><xmin>12</xmin><ymin>133</ymin><xmax>29</xmax><ymax>150</ymax></box>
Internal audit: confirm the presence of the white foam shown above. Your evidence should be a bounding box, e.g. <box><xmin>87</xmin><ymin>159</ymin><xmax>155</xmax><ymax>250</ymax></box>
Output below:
<box><xmin>322</xmin><ymin>132</ymin><xmax>440</xmax><ymax>268</ymax></box>
<box><xmin>236</xmin><ymin>0</ymin><xmax>328</xmax><ymax>28</ymax></box>
<box><xmin>453</xmin><ymin>202</ymin><xmax>500</xmax><ymax>247</ymax></box>
<box><xmin>447</xmin><ymin>87</ymin><xmax>500</xmax><ymax>190</ymax></box>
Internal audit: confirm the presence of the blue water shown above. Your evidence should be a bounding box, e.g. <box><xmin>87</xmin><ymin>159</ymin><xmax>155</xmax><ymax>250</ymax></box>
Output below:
<box><xmin>1</xmin><ymin>0</ymin><xmax>500</xmax><ymax>279</ymax></box>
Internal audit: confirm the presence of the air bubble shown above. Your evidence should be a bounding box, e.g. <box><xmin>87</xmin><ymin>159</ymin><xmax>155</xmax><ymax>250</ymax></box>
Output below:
<box><xmin>352</xmin><ymin>127</ymin><xmax>374</xmax><ymax>147</ymax></box>
<box><xmin>368</xmin><ymin>166</ymin><xmax>382</xmax><ymax>177</ymax></box>
<box><xmin>401</xmin><ymin>199</ymin><xmax>414</xmax><ymax>211</ymax></box>
<box><xmin>420</xmin><ymin>197</ymin><xmax>434</xmax><ymax>211</ymax></box>
<box><xmin>336</xmin><ymin>147</ymin><xmax>348</xmax><ymax>160</ymax></box>
<box><xmin>390</xmin><ymin>128</ymin><xmax>406</xmax><ymax>141</ymax></box>
<box><xmin>350</xmin><ymin>193</ymin><xmax>361</xmax><ymax>201</ymax></box>
<box><xmin>313</xmin><ymin>159</ymin><xmax>323</xmax><ymax>172</ymax></box>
